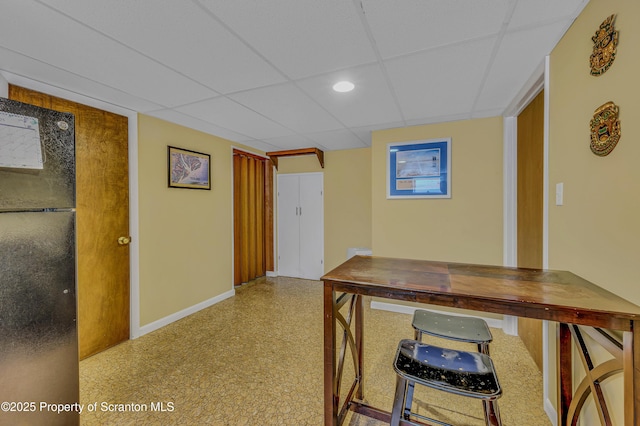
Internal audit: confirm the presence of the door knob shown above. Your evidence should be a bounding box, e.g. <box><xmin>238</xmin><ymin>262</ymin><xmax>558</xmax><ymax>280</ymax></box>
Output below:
<box><xmin>118</xmin><ymin>236</ymin><xmax>131</xmax><ymax>245</ymax></box>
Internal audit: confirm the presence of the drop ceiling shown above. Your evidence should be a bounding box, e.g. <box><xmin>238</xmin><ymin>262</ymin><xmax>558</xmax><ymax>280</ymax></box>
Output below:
<box><xmin>0</xmin><ymin>0</ymin><xmax>588</xmax><ymax>152</ymax></box>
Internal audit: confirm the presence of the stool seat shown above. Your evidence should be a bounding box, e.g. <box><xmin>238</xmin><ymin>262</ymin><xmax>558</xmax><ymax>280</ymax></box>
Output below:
<box><xmin>412</xmin><ymin>310</ymin><xmax>492</xmax><ymax>354</ymax></box>
<box><xmin>391</xmin><ymin>339</ymin><xmax>502</xmax><ymax>426</ymax></box>
<box><xmin>394</xmin><ymin>339</ymin><xmax>501</xmax><ymax>398</ymax></box>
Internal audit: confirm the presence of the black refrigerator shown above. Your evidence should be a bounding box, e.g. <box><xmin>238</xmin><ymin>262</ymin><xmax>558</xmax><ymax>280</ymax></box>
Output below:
<box><xmin>0</xmin><ymin>98</ymin><xmax>79</xmax><ymax>425</ymax></box>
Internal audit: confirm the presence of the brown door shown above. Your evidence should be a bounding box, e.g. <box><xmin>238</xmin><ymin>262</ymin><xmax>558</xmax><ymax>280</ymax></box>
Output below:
<box><xmin>10</xmin><ymin>85</ymin><xmax>130</xmax><ymax>359</ymax></box>
<box><xmin>517</xmin><ymin>90</ymin><xmax>544</xmax><ymax>370</ymax></box>
<box><xmin>232</xmin><ymin>149</ymin><xmax>274</xmax><ymax>285</ymax></box>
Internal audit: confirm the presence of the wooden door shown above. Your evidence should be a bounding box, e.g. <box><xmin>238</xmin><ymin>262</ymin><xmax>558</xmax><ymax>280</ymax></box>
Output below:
<box><xmin>517</xmin><ymin>90</ymin><xmax>544</xmax><ymax>370</ymax></box>
<box><xmin>10</xmin><ymin>85</ymin><xmax>130</xmax><ymax>360</ymax></box>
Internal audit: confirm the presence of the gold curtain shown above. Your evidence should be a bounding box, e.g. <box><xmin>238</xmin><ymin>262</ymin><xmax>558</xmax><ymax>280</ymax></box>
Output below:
<box><xmin>233</xmin><ymin>150</ymin><xmax>273</xmax><ymax>285</ymax></box>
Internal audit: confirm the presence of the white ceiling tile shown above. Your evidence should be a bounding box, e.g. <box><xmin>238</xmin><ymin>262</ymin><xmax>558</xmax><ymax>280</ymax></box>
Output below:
<box><xmin>0</xmin><ymin>48</ymin><xmax>161</xmax><ymax>113</ymax></box>
<box><xmin>470</xmin><ymin>107</ymin><xmax>504</xmax><ymax>120</ymax></box>
<box><xmin>385</xmin><ymin>38</ymin><xmax>496</xmax><ymax>121</ymax></box>
<box><xmin>0</xmin><ymin>1</ymin><xmax>217</xmax><ymax>107</ymax></box>
<box><xmin>350</xmin><ymin>128</ymin><xmax>373</xmax><ymax>146</ymax></box>
<box><xmin>229</xmin><ymin>83</ymin><xmax>344</xmax><ymax>133</ymax></box>
<box><xmin>0</xmin><ymin>1</ymin><xmax>584</xmax><ymax>152</ymax></box>
<box><xmin>261</xmin><ymin>134</ymin><xmax>318</xmax><ymax>151</ymax></box>
<box><xmin>305</xmin><ymin>129</ymin><xmax>368</xmax><ymax>151</ymax></box>
<box><xmin>198</xmin><ymin>0</ymin><xmax>377</xmax><ymax>79</ymax></box>
<box><xmin>509</xmin><ymin>0</ymin><xmax>588</xmax><ymax>29</ymax></box>
<box><xmin>297</xmin><ymin>64</ymin><xmax>404</xmax><ymax>127</ymax></box>
<box><xmin>476</xmin><ymin>21</ymin><xmax>568</xmax><ymax>112</ymax></box>
<box><xmin>236</xmin><ymin>139</ymin><xmax>283</xmax><ymax>153</ymax></box>
<box><xmin>147</xmin><ymin>109</ymin><xmax>253</xmax><ymax>142</ymax></box>
<box><xmin>404</xmin><ymin>113</ymin><xmax>471</xmax><ymax>128</ymax></box>
<box><xmin>350</xmin><ymin>121</ymin><xmax>407</xmax><ymax>145</ymax></box>
<box><xmin>41</xmin><ymin>0</ymin><xmax>287</xmax><ymax>94</ymax></box>
<box><xmin>175</xmin><ymin>97</ymin><xmax>293</xmax><ymax>140</ymax></box>
<box><xmin>362</xmin><ymin>0</ymin><xmax>511</xmax><ymax>59</ymax></box>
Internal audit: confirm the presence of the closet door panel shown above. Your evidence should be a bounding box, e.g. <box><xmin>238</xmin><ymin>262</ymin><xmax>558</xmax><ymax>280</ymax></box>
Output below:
<box><xmin>298</xmin><ymin>174</ymin><xmax>324</xmax><ymax>279</ymax></box>
<box><xmin>277</xmin><ymin>175</ymin><xmax>300</xmax><ymax>277</ymax></box>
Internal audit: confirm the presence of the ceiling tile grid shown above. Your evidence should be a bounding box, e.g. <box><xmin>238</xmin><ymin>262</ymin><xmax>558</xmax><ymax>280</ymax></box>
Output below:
<box><xmin>1</xmin><ymin>1</ymin><xmax>219</xmax><ymax>107</ymax></box>
<box><xmin>197</xmin><ymin>0</ymin><xmax>378</xmax><ymax>79</ymax></box>
<box><xmin>296</xmin><ymin>63</ymin><xmax>404</xmax><ymax>128</ymax></box>
<box><xmin>508</xmin><ymin>0</ymin><xmax>589</xmax><ymax>29</ymax></box>
<box><xmin>361</xmin><ymin>0</ymin><xmax>513</xmax><ymax>59</ymax></box>
<box><xmin>175</xmin><ymin>96</ymin><xmax>294</xmax><ymax>140</ymax></box>
<box><xmin>305</xmin><ymin>128</ymin><xmax>369</xmax><ymax>151</ymax></box>
<box><xmin>0</xmin><ymin>0</ymin><xmax>589</xmax><ymax>152</ymax></box>
<box><xmin>260</xmin><ymin>133</ymin><xmax>317</xmax><ymax>151</ymax></box>
<box><xmin>0</xmin><ymin>50</ymin><xmax>162</xmax><ymax>113</ymax></box>
<box><xmin>41</xmin><ymin>0</ymin><xmax>287</xmax><ymax>94</ymax></box>
<box><xmin>476</xmin><ymin>20</ymin><xmax>574</xmax><ymax>112</ymax></box>
<box><xmin>147</xmin><ymin>108</ymin><xmax>255</xmax><ymax>143</ymax></box>
<box><xmin>229</xmin><ymin>83</ymin><xmax>344</xmax><ymax>134</ymax></box>
<box><xmin>384</xmin><ymin>38</ymin><xmax>497</xmax><ymax>121</ymax></box>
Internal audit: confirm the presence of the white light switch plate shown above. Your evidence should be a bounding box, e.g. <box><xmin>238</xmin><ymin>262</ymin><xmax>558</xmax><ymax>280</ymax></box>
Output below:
<box><xmin>556</xmin><ymin>182</ymin><xmax>564</xmax><ymax>206</ymax></box>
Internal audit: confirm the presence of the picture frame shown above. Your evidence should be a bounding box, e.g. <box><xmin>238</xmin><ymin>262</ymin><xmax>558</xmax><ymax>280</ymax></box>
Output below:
<box><xmin>168</xmin><ymin>146</ymin><xmax>211</xmax><ymax>190</ymax></box>
<box><xmin>387</xmin><ymin>138</ymin><xmax>451</xmax><ymax>199</ymax></box>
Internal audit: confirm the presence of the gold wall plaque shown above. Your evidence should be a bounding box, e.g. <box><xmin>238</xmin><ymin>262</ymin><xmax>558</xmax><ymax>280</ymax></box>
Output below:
<box><xmin>590</xmin><ymin>14</ymin><xmax>619</xmax><ymax>76</ymax></box>
<box><xmin>590</xmin><ymin>101</ymin><xmax>621</xmax><ymax>156</ymax></box>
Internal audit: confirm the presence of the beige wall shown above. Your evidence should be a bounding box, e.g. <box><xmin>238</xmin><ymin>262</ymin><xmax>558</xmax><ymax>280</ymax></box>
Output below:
<box><xmin>275</xmin><ymin>148</ymin><xmax>372</xmax><ymax>273</ymax></box>
<box><xmin>549</xmin><ymin>1</ymin><xmax>640</xmax><ymax>307</ymax></box>
<box><xmin>371</xmin><ymin>117</ymin><xmax>503</xmax><ymax>264</ymax></box>
<box><xmin>547</xmin><ymin>2</ymin><xmax>639</xmax><ymax>423</ymax></box>
<box><xmin>137</xmin><ymin>119</ymin><xmax>373</xmax><ymax>325</ymax></box>
<box><xmin>138</xmin><ymin>114</ymin><xmax>236</xmax><ymax>325</ymax></box>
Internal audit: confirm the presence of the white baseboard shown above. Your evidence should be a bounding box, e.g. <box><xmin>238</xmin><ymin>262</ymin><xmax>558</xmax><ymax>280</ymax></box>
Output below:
<box><xmin>266</xmin><ymin>270</ymin><xmax>278</xmax><ymax>277</ymax></box>
<box><xmin>502</xmin><ymin>315</ymin><xmax>519</xmax><ymax>336</ymax></box>
<box><xmin>370</xmin><ymin>301</ymin><xmax>504</xmax><ymax>330</ymax></box>
<box><xmin>135</xmin><ymin>289</ymin><xmax>235</xmax><ymax>338</ymax></box>
<box><xmin>544</xmin><ymin>397</ymin><xmax>558</xmax><ymax>426</ymax></box>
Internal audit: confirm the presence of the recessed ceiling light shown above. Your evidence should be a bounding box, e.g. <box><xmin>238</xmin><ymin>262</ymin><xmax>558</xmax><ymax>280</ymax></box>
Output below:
<box><xmin>332</xmin><ymin>81</ymin><xmax>355</xmax><ymax>93</ymax></box>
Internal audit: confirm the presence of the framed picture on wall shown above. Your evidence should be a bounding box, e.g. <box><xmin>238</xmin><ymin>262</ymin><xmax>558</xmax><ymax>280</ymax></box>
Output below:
<box><xmin>387</xmin><ymin>138</ymin><xmax>451</xmax><ymax>199</ymax></box>
<box><xmin>168</xmin><ymin>146</ymin><xmax>211</xmax><ymax>190</ymax></box>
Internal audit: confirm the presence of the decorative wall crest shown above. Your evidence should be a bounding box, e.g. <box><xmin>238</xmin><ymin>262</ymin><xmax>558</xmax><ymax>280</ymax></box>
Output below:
<box><xmin>589</xmin><ymin>101</ymin><xmax>621</xmax><ymax>156</ymax></box>
<box><xmin>590</xmin><ymin>14</ymin><xmax>619</xmax><ymax>76</ymax></box>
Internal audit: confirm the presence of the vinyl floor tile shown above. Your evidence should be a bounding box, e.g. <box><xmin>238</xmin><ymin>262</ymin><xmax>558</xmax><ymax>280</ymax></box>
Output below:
<box><xmin>79</xmin><ymin>276</ymin><xmax>550</xmax><ymax>425</ymax></box>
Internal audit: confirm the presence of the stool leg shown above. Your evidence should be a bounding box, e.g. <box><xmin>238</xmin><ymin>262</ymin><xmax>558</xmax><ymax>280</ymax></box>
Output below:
<box><xmin>391</xmin><ymin>376</ymin><xmax>409</xmax><ymax>426</ymax></box>
<box><xmin>478</xmin><ymin>342</ymin><xmax>490</xmax><ymax>356</ymax></box>
<box><xmin>414</xmin><ymin>329</ymin><xmax>423</xmax><ymax>341</ymax></box>
<box><xmin>482</xmin><ymin>400</ymin><xmax>502</xmax><ymax>426</ymax></box>
<box><xmin>404</xmin><ymin>382</ymin><xmax>414</xmax><ymax>419</ymax></box>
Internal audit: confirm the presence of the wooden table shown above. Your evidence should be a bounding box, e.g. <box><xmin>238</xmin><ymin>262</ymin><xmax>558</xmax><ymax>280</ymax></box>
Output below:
<box><xmin>321</xmin><ymin>256</ymin><xmax>640</xmax><ymax>426</ymax></box>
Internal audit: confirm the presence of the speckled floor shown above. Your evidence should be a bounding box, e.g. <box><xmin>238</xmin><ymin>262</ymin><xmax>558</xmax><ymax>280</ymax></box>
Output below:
<box><xmin>79</xmin><ymin>276</ymin><xmax>550</xmax><ymax>425</ymax></box>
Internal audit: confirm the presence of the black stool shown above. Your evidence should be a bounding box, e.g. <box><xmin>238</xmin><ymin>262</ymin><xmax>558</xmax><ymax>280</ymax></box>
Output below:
<box><xmin>391</xmin><ymin>339</ymin><xmax>502</xmax><ymax>426</ymax></box>
<box><xmin>412</xmin><ymin>309</ymin><xmax>493</xmax><ymax>355</ymax></box>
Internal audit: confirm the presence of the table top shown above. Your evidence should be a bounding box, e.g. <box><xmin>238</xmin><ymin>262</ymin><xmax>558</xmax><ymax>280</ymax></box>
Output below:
<box><xmin>321</xmin><ymin>256</ymin><xmax>640</xmax><ymax>330</ymax></box>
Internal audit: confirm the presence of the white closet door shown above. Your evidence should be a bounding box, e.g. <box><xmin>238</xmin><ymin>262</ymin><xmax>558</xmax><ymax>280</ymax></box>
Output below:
<box><xmin>277</xmin><ymin>173</ymin><xmax>324</xmax><ymax>280</ymax></box>
<box><xmin>298</xmin><ymin>173</ymin><xmax>324</xmax><ymax>279</ymax></box>
<box><xmin>277</xmin><ymin>175</ymin><xmax>300</xmax><ymax>278</ymax></box>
